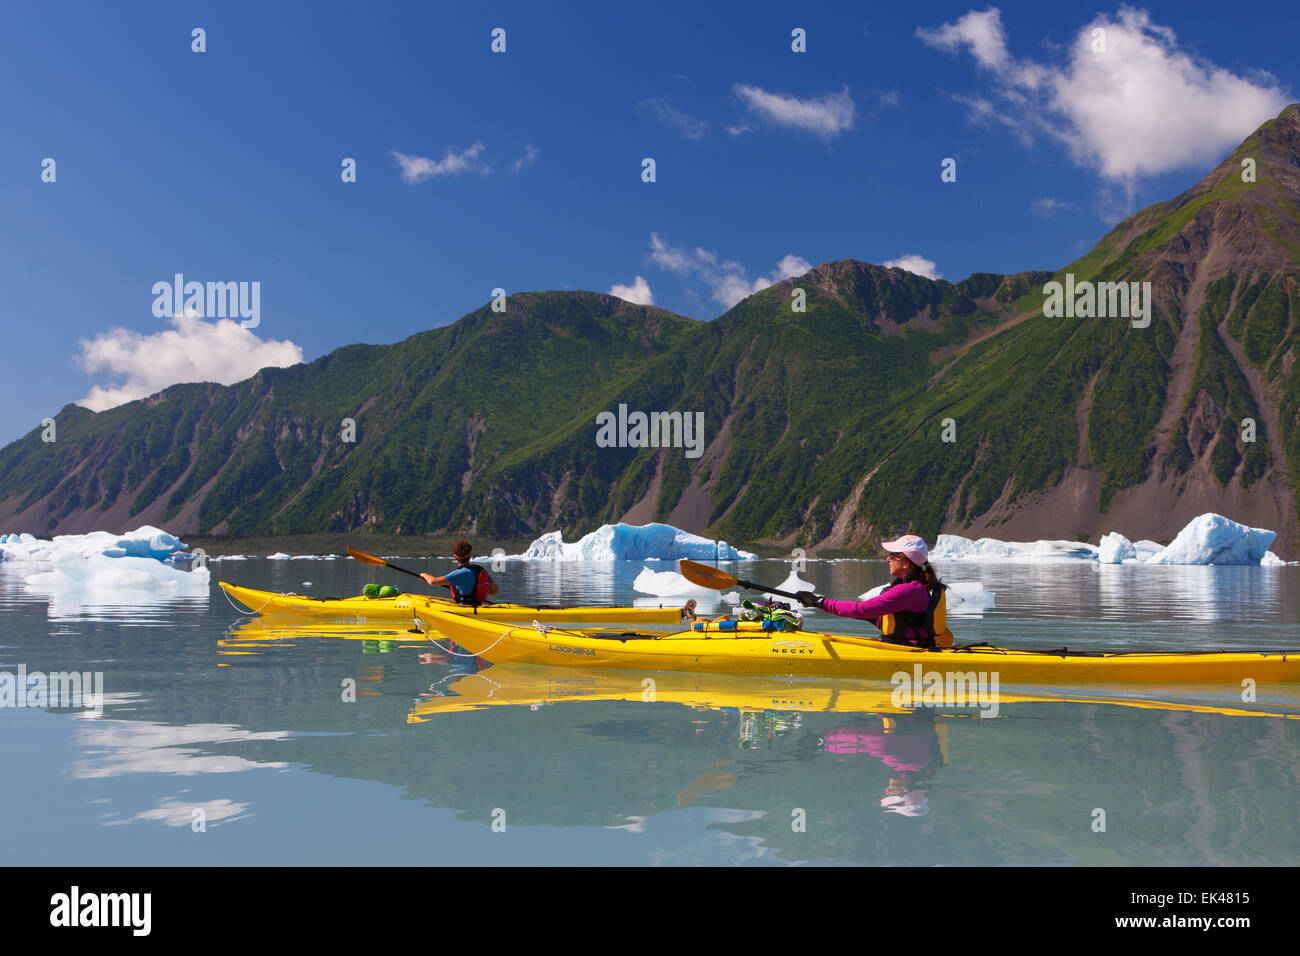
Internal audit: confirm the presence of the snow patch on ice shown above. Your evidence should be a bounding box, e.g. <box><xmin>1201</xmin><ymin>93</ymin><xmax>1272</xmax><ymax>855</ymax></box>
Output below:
<box><xmin>513</xmin><ymin>523</ymin><xmax>756</xmax><ymax>561</ymax></box>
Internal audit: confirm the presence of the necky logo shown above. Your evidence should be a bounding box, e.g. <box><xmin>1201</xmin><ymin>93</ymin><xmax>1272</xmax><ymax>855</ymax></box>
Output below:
<box><xmin>49</xmin><ymin>886</ymin><xmax>151</xmax><ymax>936</ymax></box>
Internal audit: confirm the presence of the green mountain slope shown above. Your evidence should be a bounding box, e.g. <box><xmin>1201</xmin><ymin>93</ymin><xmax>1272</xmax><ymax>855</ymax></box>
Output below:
<box><xmin>3</xmin><ymin>104</ymin><xmax>1299</xmax><ymax>555</ymax></box>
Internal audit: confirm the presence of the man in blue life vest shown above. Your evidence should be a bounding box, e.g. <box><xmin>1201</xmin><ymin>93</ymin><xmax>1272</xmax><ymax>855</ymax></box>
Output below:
<box><xmin>420</xmin><ymin>540</ymin><xmax>499</xmax><ymax>605</ymax></box>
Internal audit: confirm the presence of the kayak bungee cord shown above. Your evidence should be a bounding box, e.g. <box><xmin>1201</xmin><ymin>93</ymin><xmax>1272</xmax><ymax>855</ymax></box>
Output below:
<box><xmin>414</xmin><ymin>617</ymin><xmax>524</xmax><ymax>658</ymax></box>
<box><xmin>221</xmin><ymin>585</ymin><xmax>279</xmax><ymax>615</ymax></box>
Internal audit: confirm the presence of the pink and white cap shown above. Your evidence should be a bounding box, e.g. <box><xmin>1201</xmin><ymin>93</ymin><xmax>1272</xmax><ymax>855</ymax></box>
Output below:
<box><xmin>880</xmin><ymin>790</ymin><xmax>929</xmax><ymax>817</ymax></box>
<box><xmin>881</xmin><ymin>534</ymin><xmax>929</xmax><ymax>568</ymax></box>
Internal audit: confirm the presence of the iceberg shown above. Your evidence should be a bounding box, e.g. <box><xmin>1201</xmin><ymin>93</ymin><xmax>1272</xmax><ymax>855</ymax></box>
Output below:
<box><xmin>1145</xmin><ymin>513</ymin><xmax>1275</xmax><ymax>566</ymax></box>
<box><xmin>932</xmin><ymin>514</ymin><xmax>1282</xmax><ymax>566</ymax></box>
<box><xmin>1097</xmin><ymin>532</ymin><xmax>1137</xmax><ymax>564</ymax></box>
<box><xmin>631</xmin><ymin>566</ymin><xmax>720</xmax><ymax>598</ymax></box>
<box><xmin>25</xmin><ymin>553</ymin><xmax>210</xmax><ymax>594</ymax></box>
<box><xmin>933</xmin><ymin>535</ymin><xmax>1098</xmax><ymax>561</ymax></box>
<box><xmin>514</xmin><ymin>523</ymin><xmax>756</xmax><ymax>561</ymax></box>
<box><xmin>0</xmin><ymin>525</ymin><xmax>187</xmax><ymax>563</ymax></box>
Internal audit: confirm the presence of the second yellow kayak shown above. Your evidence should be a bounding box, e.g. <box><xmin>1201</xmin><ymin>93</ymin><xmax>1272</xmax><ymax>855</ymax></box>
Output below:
<box><xmin>219</xmin><ymin>582</ymin><xmax>688</xmax><ymax>624</ymax></box>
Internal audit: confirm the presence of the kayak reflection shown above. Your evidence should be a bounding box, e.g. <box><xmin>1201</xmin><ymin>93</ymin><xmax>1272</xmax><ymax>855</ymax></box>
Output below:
<box><xmin>406</xmin><ymin>663</ymin><xmax>1300</xmax><ymax>722</ymax></box>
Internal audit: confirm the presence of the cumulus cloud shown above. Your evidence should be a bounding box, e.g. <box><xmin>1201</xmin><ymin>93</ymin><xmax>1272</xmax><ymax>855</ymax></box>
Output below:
<box><xmin>510</xmin><ymin>144</ymin><xmax>539</xmax><ymax>173</ymax></box>
<box><xmin>609</xmin><ymin>275</ymin><xmax>655</xmax><ymax>305</ymax></box>
<box><xmin>917</xmin><ymin>6</ymin><xmax>1291</xmax><ymax>187</ymax></box>
<box><xmin>733</xmin><ymin>84</ymin><xmax>856</xmax><ymax>138</ymax></box>
<box><xmin>638</xmin><ymin>98</ymin><xmax>709</xmax><ymax>140</ymax></box>
<box><xmin>883</xmin><ymin>254</ymin><xmax>942</xmax><ymax>280</ymax></box>
<box><xmin>76</xmin><ymin>313</ymin><xmax>304</xmax><ymax>411</ymax></box>
<box><xmin>392</xmin><ymin>142</ymin><xmax>490</xmax><ymax>183</ymax></box>
<box><xmin>649</xmin><ymin>234</ymin><xmax>812</xmax><ymax>309</ymax></box>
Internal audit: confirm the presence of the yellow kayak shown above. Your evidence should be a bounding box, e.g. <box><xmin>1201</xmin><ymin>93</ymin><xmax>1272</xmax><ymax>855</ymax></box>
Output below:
<box><xmin>218</xmin><ymin>581</ymin><xmax>688</xmax><ymax>624</ymax></box>
<box><xmin>414</xmin><ymin>605</ymin><xmax>1300</xmax><ymax>684</ymax></box>
<box><xmin>406</xmin><ymin>663</ymin><xmax>1300</xmax><ymax>722</ymax></box>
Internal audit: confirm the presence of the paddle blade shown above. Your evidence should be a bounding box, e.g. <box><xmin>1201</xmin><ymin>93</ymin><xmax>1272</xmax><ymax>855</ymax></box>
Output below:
<box><xmin>346</xmin><ymin>546</ymin><xmax>387</xmax><ymax>567</ymax></box>
<box><xmin>678</xmin><ymin>559</ymin><xmax>738</xmax><ymax>591</ymax></box>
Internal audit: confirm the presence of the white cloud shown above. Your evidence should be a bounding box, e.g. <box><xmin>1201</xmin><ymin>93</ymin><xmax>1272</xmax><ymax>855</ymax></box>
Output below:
<box><xmin>917</xmin><ymin>7</ymin><xmax>1012</xmax><ymax>71</ymax></box>
<box><xmin>724</xmin><ymin>123</ymin><xmax>752</xmax><ymax>136</ymax></box>
<box><xmin>883</xmin><ymin>254</ymin><xmax>942</xmax><ymax>280</ymax></box>
<box><xmin>638</xmin><ymin>98</ymin><xmax>709</xmax><ymax>140</ymax></box>
<box><xmin>918</xmin><ymin>7</ymin><xmax>1290</xmax><ymax>187</ymax></box>
<box><xmin>392</xmin><ymin>142</ymin><xmax>490</xmax><ymax>183</ymax></box>
<box><xmin>76</xmin><ymin>313</ymin><xmax>303</xmax><ymax>412</ymax></box>
<box><xmin>649</xmin><ymin>234</ymin><xmax>811</xmax><ymax>309</ymax></box>
<box><xmin>609</xmin><ymin>275</ymin><xmax>655</xmax><ymax>305</ymax></box>
<box><xmin>510</xmin><ymin>144</ymin><xmax>539</xmax><ymax>173</ymax></box>
<box><xmin>733</xmin><ymin>84</ymin><xmax>856</xmax><ymax>138</ymax></box>
<box><xmin>1030</xmin><ymin>197</ymin><xmax>1077</xmax><ymax>218</ymax></box>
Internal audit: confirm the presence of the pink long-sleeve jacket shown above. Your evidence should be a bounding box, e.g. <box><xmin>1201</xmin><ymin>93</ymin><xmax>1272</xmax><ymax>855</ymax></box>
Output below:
<box><xmin>822</xmin><ymin>580</ymin><xmax>931</xmax><ymax>642</ymax></box>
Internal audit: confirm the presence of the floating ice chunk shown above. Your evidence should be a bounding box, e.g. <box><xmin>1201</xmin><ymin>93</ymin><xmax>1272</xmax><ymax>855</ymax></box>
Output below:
<box><xmin>1146</xmin><ymin>513</ymin><xmax>1275</xmax><ymax>566</ymax></box>
<box><xmin>858</xmin><ymin>584</ymin><xmax>888</xmax><ymax>600</ymax></box>
<box><xmin>775</xmin><ymin>569</ymin><xmax>815</xmax><ymax>594</ymax></box>
<box><xmin>947</xmin><ymin>581</ymin><xmax>994</xmax><ymax>614</ymax></box>
<box><xmin>1097</xmin><ymin>532</ymin><xmax>1137</xmax><ymax>564</ymax></box>
<box><xmin>1</xmin><ymin>525</ymin><xmax>187</xmax><ymax>563</ymax></box>
<box><xmin>1133</xmin><ymin>540</ymin><xmax>1164</xmax><ymax>558</ymax></box>
<box><xmin>1261</xmin><ymin>551</ymin><xmax>1286</xmax><ymax>567</ymax></box>
<box><xmin>513</xmin><ymin>523</ymin><xmax>756</xmax><ymax>561</ymax></box>
<box><xmin>932</xmin><ymin>534</ymin><xmax>1097</xmax><ymax>562</ymax></box>
<box><xmin>720</xmin><ymin>591</ymin><xmax>740</xmax><ymax>604</ymax></box>
<box><xmin>632</xmin><ymin>566</ymin><xmax>720</xmax><ymax>597</ymax></box>
<box><xmin>267</xmin><ymin>552</ymin><xmax>292</xmax><ymax>560</ymax></box>
<box><xmin>25</xmin><ymin>553</ymin><xmax>210</xmax><ymax>593</ymax></box>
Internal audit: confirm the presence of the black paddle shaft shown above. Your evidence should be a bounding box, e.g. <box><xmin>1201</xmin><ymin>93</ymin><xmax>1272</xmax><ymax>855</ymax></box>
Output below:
<box><xmin>735</xmin><ymin>577</ymin><xmax>804</xmax><ymax>601</ymax></box>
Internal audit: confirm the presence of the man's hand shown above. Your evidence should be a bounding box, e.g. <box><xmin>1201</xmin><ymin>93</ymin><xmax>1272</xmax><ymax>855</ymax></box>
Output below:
<box><xmin>794</xmin><ymin>590</ymin><xmax>825</xmax><ymax>610</ymax></box>
<box><xmin>420</xmin><ymin>573</ymin><xmax>440</xmax><ymax>587</ymax></box>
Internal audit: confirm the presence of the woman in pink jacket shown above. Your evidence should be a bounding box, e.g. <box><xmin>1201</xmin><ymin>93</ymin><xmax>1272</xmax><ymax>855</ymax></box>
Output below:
<box><xmin>795</xmin><ymin>534</ymin><xmax>952</xmax><ymax>648</ymax></box>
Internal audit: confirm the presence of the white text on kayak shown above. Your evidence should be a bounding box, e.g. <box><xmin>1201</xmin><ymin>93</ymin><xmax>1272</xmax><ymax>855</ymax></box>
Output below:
<box><xmin>595</xmin><ymin>405</ymin><xmax>705</xmax><ymax>459</ymax></box>
<box><xmin>1041</xmin><ymin>274</ymin><xmax>1152</xmax><ymax>328</ymax></box>
<box><xmin>152</xmin><ymin>273</ymin><xmax>261</xmax><ymax>328</ymax></box>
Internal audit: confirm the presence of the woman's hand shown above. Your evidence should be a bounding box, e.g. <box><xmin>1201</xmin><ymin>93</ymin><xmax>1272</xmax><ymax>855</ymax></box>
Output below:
<box><xmin>795</xmin><ymin>591</ymin><xmax>825</xmax><ymax>609</ymax></box>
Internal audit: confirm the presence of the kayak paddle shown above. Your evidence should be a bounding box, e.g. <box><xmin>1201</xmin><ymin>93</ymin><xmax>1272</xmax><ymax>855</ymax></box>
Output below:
<box><xmin>678</xmin><ymin>559</ymin><xmax>894</xmax><ymax>650</ymax></box>
<box><xmin>346</xmin><ymin>546</ymin><xmax>429</xmax><ymax>583</ymax></box>
<box><xmin>677</xmin><ymin>559</ymin><xmax>804</xmax><ymax>601</ymax></box>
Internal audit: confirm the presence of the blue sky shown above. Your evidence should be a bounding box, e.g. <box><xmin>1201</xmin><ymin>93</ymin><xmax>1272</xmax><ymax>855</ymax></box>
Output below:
<box><xmin>1</xmin><ymin>0</ymin><xmax>1296</xmax><ymax>445</ymax></box>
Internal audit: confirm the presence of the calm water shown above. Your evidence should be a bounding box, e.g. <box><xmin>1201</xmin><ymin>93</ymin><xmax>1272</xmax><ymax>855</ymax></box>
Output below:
<box><xmin>2</xmin><ymin>557</ymin><xmax>1299</xmax><ymax>866</ymax></box>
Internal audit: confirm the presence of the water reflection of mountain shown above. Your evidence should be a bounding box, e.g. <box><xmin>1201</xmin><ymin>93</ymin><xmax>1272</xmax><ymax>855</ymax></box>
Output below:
<box><xmin>7</xmin><ymin>601</ymin><xmax>1300</xmax><ymax>866</ymax></box>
